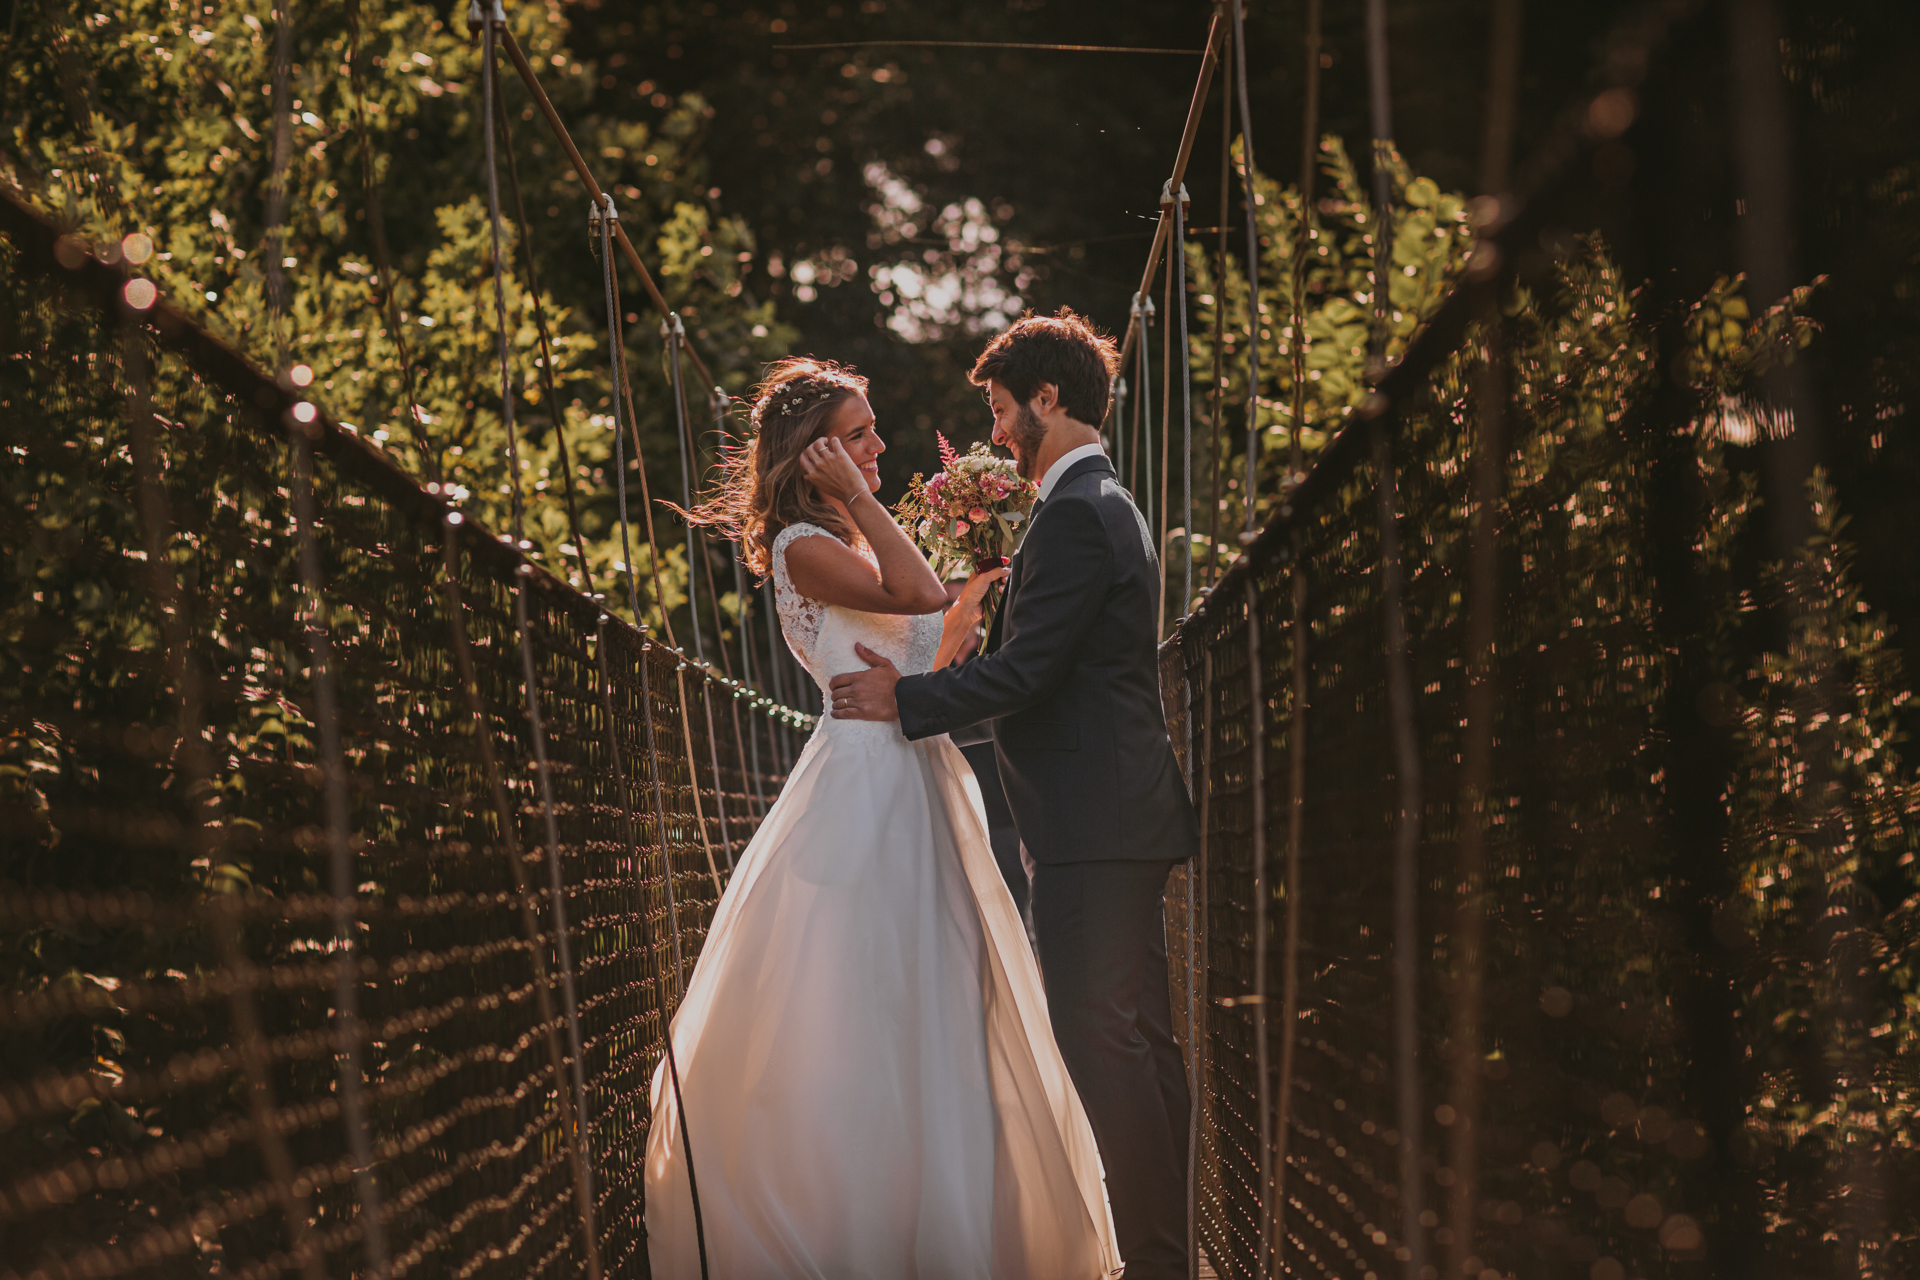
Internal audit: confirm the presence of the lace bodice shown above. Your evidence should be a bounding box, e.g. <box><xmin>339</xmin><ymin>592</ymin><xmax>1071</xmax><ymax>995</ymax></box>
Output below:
<box><xmin>771</xmin><ymin>523</ymin><xmax>943</xmax><ymax>737</ymax></box>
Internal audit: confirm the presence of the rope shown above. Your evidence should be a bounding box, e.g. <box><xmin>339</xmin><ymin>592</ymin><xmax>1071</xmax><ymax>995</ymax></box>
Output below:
<box><xmin>495</xmin><ymin>25</ymin><xmax>722</xmax><ymax>393</ymax></box>
<box><xmin>264</xmin><ymin>3</ymin><xmax>388</xmax><ymax>1268</ymax></box>
<box><xmin>593</xmin><ymin>195</ymin><xmax>648</xmax><ymax>627</ymax></box>
<box><xmin>666</xmin><ymin>317</ymin><xmax>737</xmax><ymax>871</ymax></box>
<box><xmin>1230</xmin><ymin>0</ymin><xmax>1261</xmax><ymax>536</ymax></box>
<box><xmin>586</xmin><ymin>206</ymin><xmax>736</xmax><ymax>887</ymax></box>
<box><xmin>1207</xmin><ymin>19</ymin><xmax>1231</xmax><ymax>588</ymax></box>
<box><xmin>479</xmin><ymin>6</ymin><xmax>599</xmax><ymax>1247</ymax></box>
<box><xmin>1244</xmin><ymin>572</ymin><xmax>1272</xmax><ymax>1278</ymax></box>
<box><xmin>1362</xmin><ymin>2</ymin><xmax>1430</xmax><ymax>1276</ymax></box>
<box><xmin>1131</xmin><ymin>291</ymin><xmax>1154</xmax><ymax>507</ymax></box>
<box><xmin>597</xmin><ymin>617</ymin><xmax>710</xmax><ymax>1280</ymax></box>
<box><xmin>1275</xmin><ymin>0</ymin><xmax>1323</xmax><ymax>1267</ymax></box>
<box><xmin>344</xmin><ymin>0</ymin><xmax>433</xmax><ymax>480</ymax></box>
<box><xmin>632</xmin><ymin>623</ymin><xmax>713</xmax><ymax>1278</ymax></box>
<box><xmin>492</xmin><ymin>76</ymin><xmax>594</xmax><ymax>593</ymax></box>
<box><xmin>652</xmin><ymin>315</ymin><xmax>729</xmax><ymax>889</ymax></box>
<box><xmin>289</xmin><ymin>414</ymin><xmax>393</xmax><ymax>1279</ymax></box>
<box><xmin>1190</xmin><ymin>645</ymin><xmax>1216</xmax><ymax>1280</ymax></box>
<box><xmin>1222</xmin><ymin>0</ymin><xmax>1274</xmax><ymax>1271</ymax></box>
<box><xmin>715</xmin><ymin>388</ymin><xmax>771</xmax><ymax>821</ymax></box>
<box><xmin>443</xmin><ymin>518</ymin><xmax>602</xmax><ymax>1279</ymax></box>
<box><xmin>125</xmin><ymin>323</ymin><xmax>327</xmax><ymax>1280</ymax></box>
<box><xmin>1158</xmin><ymin>192</ymin><xmax>1174</xmax><ymax>639</ymax></box>
<box><xmin>1109</xmin><ymin>11</ymin><xmax>1226</xmax><ymax>381</ymax></box>
<box><xmin>1158</xmin><ymin>178</ymin><xmax>1192</xmax><ymax>639</ymax></box>
<box><xmin>262</xmin><ymin>0</ymin><xmax>294</xmax><ymax>368</ymax></box>
<box><xmin>1448</xmin><ymin>4</ymin><xmax>1524</xmax><ymax>1272</ymax></box>
<box><xmin>764</xmin><ymin>578</ymin><xmax>794</xmax><ymax>771</ymax></box>
<box><xmin>778</xmin><ymin>39</ymin><xmax>1207</xmax><ymax>55</ymax></box>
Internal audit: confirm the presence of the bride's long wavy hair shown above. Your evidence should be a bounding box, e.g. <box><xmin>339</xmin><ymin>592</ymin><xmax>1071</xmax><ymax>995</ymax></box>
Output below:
<box><xmin>681</xmin><ymin>356</ymin><xmax>870</xmax><ymax>576</ymax></box>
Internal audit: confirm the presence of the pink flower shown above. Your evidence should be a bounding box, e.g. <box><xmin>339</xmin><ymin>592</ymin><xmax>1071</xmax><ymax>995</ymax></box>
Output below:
<box><xmin>953</xmin><ymin>519</ymin><xmax>970</xmax><ymax>536</ymax></box>
<box><xmin>969</xmin><ymin>506</ymin><xmax>989</xmax><ymax>521</ymax></box>
<box><xmin>926</xmin><ymin>474</ymin><xmax>946</xmax><ymax>494</ymax></box>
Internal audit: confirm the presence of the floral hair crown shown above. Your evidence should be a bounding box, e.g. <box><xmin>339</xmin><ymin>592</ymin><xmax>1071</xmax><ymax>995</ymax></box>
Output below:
<box><xmin>764</xmin><ymin>376</ymin><xmax>848</xmax><ymax>420</ymax></box>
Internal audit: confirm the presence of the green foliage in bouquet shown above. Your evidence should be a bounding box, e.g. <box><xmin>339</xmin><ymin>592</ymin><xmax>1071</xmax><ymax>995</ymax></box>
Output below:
<box><xmin>894</xmin><ymin>433</ymin><xmax>1037</xmax><ymax>577</ymax></box>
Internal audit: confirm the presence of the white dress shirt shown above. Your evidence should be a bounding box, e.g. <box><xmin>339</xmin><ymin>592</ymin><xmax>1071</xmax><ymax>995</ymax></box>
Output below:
<box><xmin>1036</xmin><ymin>442</ymin><xmax>1108</xmax><ymax>503</ymax></box>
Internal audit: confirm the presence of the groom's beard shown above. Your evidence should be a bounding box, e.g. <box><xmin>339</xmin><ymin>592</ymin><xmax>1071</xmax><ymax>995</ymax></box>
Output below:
<box><xmin>1009</xmin><ymin>403</ymin><xmax>1048</xmax><ymax>481</ymax></box>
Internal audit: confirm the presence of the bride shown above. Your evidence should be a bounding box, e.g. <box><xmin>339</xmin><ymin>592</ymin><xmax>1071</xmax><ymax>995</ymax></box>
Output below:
<box><xmin>643</xmin><ymin>357</ymin><xmax>1122</xmax><ymax>1277</ymax></box>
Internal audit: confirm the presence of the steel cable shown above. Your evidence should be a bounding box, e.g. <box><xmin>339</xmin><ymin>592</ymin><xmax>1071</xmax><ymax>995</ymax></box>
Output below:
<box><xmin>1172</xmin><ymin>181</ymin><xmax>1193</xmax><ymax>627</ymax></box>
<box><xmin>289</xmin><ymin>414</ymin><xmax>392</xmax><ymax>1279</ymax></box>
<box><xmin>1208</xmin><ymin>19</ymin><xmax>1231</xmax><ymax>588</ymax></box>
<box><xmin>598</xmin><ymin>617</ymin><xmax>710</xmax><ymax>1279</ymax></box>
<box><xmin>478</xmin><ymin>7</ymin><xmax>599</xmax><ymax>1250</ymax></box>
<box><xmin>714</xmin><ymin>388</ymin><xmax>771</xmax><ymax>821</ymax></box>
<box><xmin>344</xmin><ymin>0</ymin><xmax>433</xmax><ymax>479</ymax></box>
<box><xmin>1275</xmin><ymin>0</ymin><xmax>1323</xmax><ymax>1269</ymax></box>
<box><xmin>666</xmin><ymin>318</ymin><xmax>737</xmax><ymax>871</ymax></box>
<box><xmin>1362</xmin><ymin>1</ymin><xmax>1430</xmax><ymax>1275</ymax></box>
<box><xmin>442</xmin><ymin>518</ymin><xmax>602</xmax><ymax>1279</ymax></box>
<box><xmin>1225</xmin><ymin>1</ymin><xmax>1275</xmax><ymax>1271</ymax></box>
<box><xmin>1230</xmin><ymin>0</ymin><xmax>1262</xmax><ymax>536</ymax></box>
<box><xmin>1448</xmin><ymin>3</ymin><xmax>1523</xmax><ymax>1272</ymax></box>
<box><xmin>492</xmin><ymin>76</ymin><xmax>594</xmax><ymax>593</ymax></box>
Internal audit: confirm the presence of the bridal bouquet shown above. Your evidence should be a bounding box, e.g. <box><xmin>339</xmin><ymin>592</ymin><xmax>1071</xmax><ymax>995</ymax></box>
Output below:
<box><xmin>895</xmin><ymin>435</ymin><xmax>1039</xmax><ymax>577</ymax></box>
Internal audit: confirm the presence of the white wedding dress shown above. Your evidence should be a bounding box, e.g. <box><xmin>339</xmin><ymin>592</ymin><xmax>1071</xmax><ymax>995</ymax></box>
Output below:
<box><xmin>643</xmin><ymin>523</ymin><xmax>1121</xmax><ymax>1278</ymax></box>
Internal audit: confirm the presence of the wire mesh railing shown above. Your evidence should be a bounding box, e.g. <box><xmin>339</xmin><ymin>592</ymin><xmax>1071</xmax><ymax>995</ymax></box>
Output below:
<box><xmin>0</xmin><ymin>192</ymin><xmax>804</xmax><ymax>1279</ymax></box>
<box><xmin>1158</xmin><ymin>2</ymin><xmax>1917</xmax><ymax>1277</ymax></box>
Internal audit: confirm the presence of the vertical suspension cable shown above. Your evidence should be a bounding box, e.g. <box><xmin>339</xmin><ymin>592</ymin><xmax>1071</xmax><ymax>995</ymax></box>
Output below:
<box><xmin>633</xmin><ymin>627</ymin><xmax>713</xmax><ymax>1277</ymax></box>
<box><xmin>594</xmin><ymin>197</ymin><xmax>645</xmax><ymax>627</ymax></box>
<box><xmin>1231</xmin><ymin>0</ymin><xmax>1261</xmax><ymax>536</ymax></box>
<box><xmin>266</xmin><ymin>2</ymin><xmax>386</xmax><ymax>1267</ymax></box>
<box><xmin>1208</xmin><ymin>17</ymin><xmax>1232</xmax><ymax>587</ymax></box>
<box><xmin>443</xmin><ymin>519</ymin><xmax>601</xmax><ymax>1277</ymax></box>
<box><xmin>127</xmin><ymin>324</ymin><xmax>327</xmax><ymax>1280</ymax></box>
<box><xmin>493</xmin><ymin>79</ymin><xmax>593</xmax><ymax>592</ymax></box>
<box><xmin>1173</xmin><ymin>181</ymin><xmax>1194</xmax><ymax>624</ymax></box>
<box><xmin>1363</xmin><ymin>2</ymin><xmax>1429</xmax><ymax>1276</ymax></box>
<box><xmin>344</xmin><ymin>0</ymin><xmax>433</xmax><ymax>479</ymax></box>
<box><xmin>1247</xmin><ymin>575</ymin><xmax>1272</xmax><ymax>1278</ymax></box>
<box><xmin>1132</xmin><ymin>290</ymin><xmax>1155</xmax><ymax>517</ymax></box>
<box><xmin>590</xmin><ymin>195</ymin><xmax>728</xmax><ymax>891</ymax></box>
<box><xmin>289</xmin><ymin>420</ymin><xmax>392</xmax><ymax>1278</ymax></box>
<box><xmin>479</xmin><ymin>7</ymin><xmax>598</xmax><ymax>1232</ymax></box>
<box><xmin>714</xmin><ymin>388</ymin><xmax>770</xmax><ymax>820</ymax></box>
<box><xmin>763</xmin><ymin>578</ymin><xmax>790</xmax><ymax>771</ymax></box>
<box><xmin>1227</xmin><ymin>1</ymin><xmax>1274</xmax><ymax>1271</ymax></box>
<box><xmin>597</xmin><ymin>617</ymin><xmax>709</xmax><ymax>1278</ymax></box>
<box><xmin>1159</xmin><ymin>194</ymin><xmax>1175</xmax><ymax>637</ymax></box>
<box><xmin>1450</xmin><ymin>3</ymin><xmax>1521</xmax><ymax>1273</ymax></box>
<box><xmin>1190</xmin><ymin>644</ymin><xmax>1215</xmax><ymax>1280</ymax></box>
<box><xmin>1275</xmin><ymin>0</ymin><xmax>1322</xmax><ymax>1268</ymax></box>
<box><xmin>664</xmin><ymin>315</ymin><xmax>735</xmax><ymax>879</ymax></box>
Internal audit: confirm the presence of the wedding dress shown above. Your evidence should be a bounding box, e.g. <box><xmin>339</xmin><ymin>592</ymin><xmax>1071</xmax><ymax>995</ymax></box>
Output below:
<box><xmin>643</xmin><ymin>523</ymin><xmax>1122</xmax><ymax>1279</ymax></box>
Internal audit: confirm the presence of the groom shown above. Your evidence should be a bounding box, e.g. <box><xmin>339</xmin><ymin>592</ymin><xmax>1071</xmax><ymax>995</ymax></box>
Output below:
<box><xmin>830</xmin><ymin>308</ymin><xmax>1200</xmax><ymax>1277</ymax></box>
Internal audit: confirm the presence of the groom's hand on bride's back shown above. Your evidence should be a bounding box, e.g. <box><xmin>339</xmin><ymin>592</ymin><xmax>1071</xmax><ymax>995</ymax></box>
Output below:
<box><xmin>829</xmin><ymin>644</ymin><xmax>901</xmax><ymax>721</ymax></box>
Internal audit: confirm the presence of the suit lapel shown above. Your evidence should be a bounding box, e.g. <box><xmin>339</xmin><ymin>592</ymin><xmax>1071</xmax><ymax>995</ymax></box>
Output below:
<box><xmin>988</xmin><ymin>454</ymin><xmax>1112</xmax><ymax>654</ymax></box>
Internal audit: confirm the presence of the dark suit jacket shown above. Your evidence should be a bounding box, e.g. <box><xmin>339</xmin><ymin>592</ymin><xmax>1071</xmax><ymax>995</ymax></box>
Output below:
<box><xmin>897</xmin><ymin>453</ymin><xmax>1200</xmax><ymax>865</ymax></box>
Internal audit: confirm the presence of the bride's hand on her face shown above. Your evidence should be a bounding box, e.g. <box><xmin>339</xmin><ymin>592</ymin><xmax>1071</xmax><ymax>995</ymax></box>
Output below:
<box><xmin>797</xmin><ymin>436</ymin><xmax>871</xmax><ymax>506</ymax></box>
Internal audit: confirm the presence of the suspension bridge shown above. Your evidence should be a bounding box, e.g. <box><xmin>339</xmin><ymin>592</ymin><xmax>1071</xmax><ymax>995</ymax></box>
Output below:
<box><xmin>2</xmin><ymin>0</ymin><xmax>1903</xmax><ymax>1278</ymax></box>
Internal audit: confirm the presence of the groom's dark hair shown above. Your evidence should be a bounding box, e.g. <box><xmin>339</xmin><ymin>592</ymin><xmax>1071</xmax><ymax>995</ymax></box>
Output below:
<box><xmin>970</xmin><ymin>307</ymin><xmax>1120</xmax><ymax>427</ymax></box>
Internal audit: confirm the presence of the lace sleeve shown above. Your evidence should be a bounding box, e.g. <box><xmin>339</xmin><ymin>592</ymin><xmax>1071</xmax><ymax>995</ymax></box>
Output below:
<box><xmin>771</xmin><ymin>522</ymin><xmax>839</xmax><ymax>662</ymax></box>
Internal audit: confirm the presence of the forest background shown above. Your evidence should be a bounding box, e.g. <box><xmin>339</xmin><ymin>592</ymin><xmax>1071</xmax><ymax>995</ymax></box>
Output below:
<box><xmin>5</xmin><ymin>0</ymin><xmax>1916</xmax><ymax>677</ymax></box>
<box><xmin>6</xmin><ymin>0</ymin><xmax>1920</xmax><ymax>1272</ymax></box>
